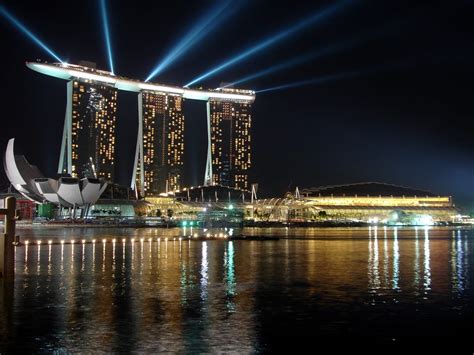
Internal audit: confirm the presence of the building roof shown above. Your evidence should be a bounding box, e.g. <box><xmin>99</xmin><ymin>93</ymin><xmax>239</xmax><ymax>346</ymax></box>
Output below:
<box><xmin>26</xmin><ymin>61</ymin><xmax>255</xmax><ymax>102</ymax></box>
<box><xmin>300</xmin><ymin>182</ymin><xmax>441</xmax><ymax>197</ymax></box>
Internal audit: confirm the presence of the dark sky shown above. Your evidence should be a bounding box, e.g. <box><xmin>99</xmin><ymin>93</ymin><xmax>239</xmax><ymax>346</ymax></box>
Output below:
<box><xmin>1</xmin><ymin>0</ymin><xmax>474</xmax><ymax>207</ymax></box>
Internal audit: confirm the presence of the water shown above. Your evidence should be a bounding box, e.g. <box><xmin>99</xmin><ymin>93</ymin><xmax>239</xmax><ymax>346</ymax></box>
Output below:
<box><xmin>1</xmin><ymin>226</ymin><xmax>473</xmax><ymax>352</ymax></box>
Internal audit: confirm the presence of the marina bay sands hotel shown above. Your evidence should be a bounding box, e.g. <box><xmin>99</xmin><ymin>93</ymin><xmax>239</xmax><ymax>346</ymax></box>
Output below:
<box><xmin>26</xmin><ymin>61</ymin><xmax>255</xmax><ymax>196</ymax></box>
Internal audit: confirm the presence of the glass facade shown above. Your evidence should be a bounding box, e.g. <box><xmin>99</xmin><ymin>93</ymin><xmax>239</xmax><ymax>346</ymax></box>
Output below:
<box><xmin>141</xmin><ymin>91</ymin><xmax>184</xmax><ymax>196</ymax></box>
<box><xmin>208</xmin><ymin>97</ymin><xmax>252</xmax><ymax>190</ymax></box>
<box><xmin>68</xmin><ymin>79</ymin><xmax>117</xmax><ymax>180</ymax></box>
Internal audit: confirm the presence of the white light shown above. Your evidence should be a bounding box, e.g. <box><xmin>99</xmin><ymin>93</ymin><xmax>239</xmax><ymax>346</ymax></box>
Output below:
<box><xmin>24</xmin><ymin>240</ymin><xmax>29</xmax><ymax>245</ymax></box>
<box><xmin>66</xmin><ymin>69</ymin><xmax>116</xmax><ymax>84</ymax></box>
<box><xmin>131</xmin><ymin>238</ymin><xmax>135</xmax><ymax>243</ymax></box>
<box><xmin>112</xmin><ymin>239</ymin><xmax>116</xmax><ymax>243</ymax></box>
<box><xmin>82</xmin><ymin>239</ymin><xmax>86</xmax><ymax>244</ymax></box>
<box><xmin>48</xmin><ymin>240</ymin><xmax>53</xmax><ymax>245</ymax></box>
<box><xmin>138</xmin><ymin>82</ymin><xmax>184</xmax><ymax>95</ymax></box>
<box><xmin>148</xmin><ymin>238</ymin><xmax>152</xmax><ymax>243</ymax></box>
<box><xmin>122</xmin><ymin>238</ymin><xmax>126</xmax><ymax>243</ymax></box>
<box><xmin>102</xmin><ymin>239</ymin><xmax>106</xmax><ymax>243</ymax></box>
<box><xmin>37</xmin><ymin>240</ymin><xmax>41</xmax><ymax>245</ymax></box>
<box><xmin>60</xmin><ymin>240</ymin><xmax>65</xmax><ymax>245</ymax></box>
<box><xmin>71</xmin><ymin>240</ymin><xmax>75</xmax><ymax>244</ymax></box>
<box><xmin>27</xmin><ymin>63</ymin><xmax>255</xmax><ymax>102</ymax></box>
<box><xmin>92</xmin><ymin>239</ymin><xmax>96</xmax><ymax>244</ymax></box>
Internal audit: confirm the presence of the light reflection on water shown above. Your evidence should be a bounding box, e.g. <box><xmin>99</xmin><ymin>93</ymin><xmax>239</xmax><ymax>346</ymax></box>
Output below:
<box><xmin>1</xmin><ymin>226</ymin><xmax>473</xmax><ymax>352</ymax></box>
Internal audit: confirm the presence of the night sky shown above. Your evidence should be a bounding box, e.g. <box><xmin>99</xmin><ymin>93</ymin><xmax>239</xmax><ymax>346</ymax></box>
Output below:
<box><xmin>1</xmin><ymin>0</ymin><xmax>474</xmax><ymax>207</ymax></box>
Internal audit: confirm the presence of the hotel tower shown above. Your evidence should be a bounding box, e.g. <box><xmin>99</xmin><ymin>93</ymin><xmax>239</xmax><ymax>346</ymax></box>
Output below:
<box><xmin>26</xmin><ymin>61</ymin><xmax>255</xmax><ymax>194</ymax></box>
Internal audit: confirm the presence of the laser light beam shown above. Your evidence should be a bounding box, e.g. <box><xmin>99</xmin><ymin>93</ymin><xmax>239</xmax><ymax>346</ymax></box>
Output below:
<box><xmin>185</xmin><ymin>0</ymin><xmax>354</xmax><ymax>87</ymax></box>
<box><xmin>224</xmin><ymin>27</ymin><xmax>386</xmax><ymax>88</ymax></box>
<box><xmin>100</xmin><ymin>0</ymin><xmax>114</xmax><ymax>74</ymax></box>
<box><xmin>0</xmin><ymin>5</ymin><xmax>63</xmax><ymax>63</ymax></box>
<box><xmin>145</xmin><ymin>0</ymin><xmax>237</xmax><ymax>82</ymax></box>
<box><xmin>256</xmin><ymin>60</ymin><xmax>411</xmax><ymax>94</ymax></box>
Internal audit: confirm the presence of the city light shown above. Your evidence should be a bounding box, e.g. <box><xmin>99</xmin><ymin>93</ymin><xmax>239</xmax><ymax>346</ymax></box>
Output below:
<box><xmin>99</xmin><ymin>0</ymin><xmax>115</xmax><ymax>74</ymax></box>
<box><xmin>0</xmin><ymin>5</ymin><xmax>63</xmax><ymax>63</ymax></box>
<box><xmin>145</xmin><ymin>0</ymin><xmax>235</xmax><ymax>81</ymax></box>
<box><xmin>185</xmin><ymin>0</ymin><xmax>353</xmax><ymax>87</ymax></box>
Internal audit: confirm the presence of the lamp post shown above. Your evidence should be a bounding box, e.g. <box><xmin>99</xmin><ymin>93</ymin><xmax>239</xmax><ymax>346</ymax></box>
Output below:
<box><xmin>0</xmin><ymin>197</ymin><xmax>17</xmax><ymax>278</ymax></box>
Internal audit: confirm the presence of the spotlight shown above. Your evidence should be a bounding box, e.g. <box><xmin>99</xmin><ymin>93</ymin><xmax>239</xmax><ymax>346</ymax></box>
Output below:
<box><xmin>225</xmin><ymin>32</ymin><xmax>375</xmax><ymax>88</ymax></box>
<box><xmin>256</xmin><ymin>71</ymin><xmax>359</xmax><ymax>94</ymax></box>
<box><xmin>145</xmin><ymin>0</ymin><xmax>236</xmax><ymax>81</ymax></box>
<box><xmin>99</xmin><ymin>0</ymin><xmax>115</xmax><ymax>74</ymax></box>
<box><xmin>185</xmin><ymin>0</ymin><xmax>352</xmax><ymax>87</ymax></box>
<box><xmin>0</xmin><ymin>5</ymin><xmax>63</xmax><ymax>63</ymax></box>
<box><xmin>256</xmin><ymin>61</ymin><xmax>407</xmax><ymax>94</ymax></box>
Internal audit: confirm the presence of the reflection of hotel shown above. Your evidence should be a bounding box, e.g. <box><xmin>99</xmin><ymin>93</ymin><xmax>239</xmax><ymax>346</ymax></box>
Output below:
<box><xmin>26</xmin><ymin>61</ymin><xmax>255</xmax><ymax>196</ymax></box>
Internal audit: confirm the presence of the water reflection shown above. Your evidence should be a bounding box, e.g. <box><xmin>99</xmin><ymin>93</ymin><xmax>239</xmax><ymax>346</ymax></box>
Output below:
<box><xmin>1</xmin><ymin>227</ymin><xmax>473</xmax><ymax>352</ymax></box>
<box><xmin>393</xmin><ymin>227</ymin><xmax>399</xmax><ymax>290</ymax></box>
<box><xmin>452</xmin><ymin>229</ymin><xmax>469</xmax><ymax>295</ymax></box>
<box><xmin>201</xmin><ymin>242</ymin><xmax>209</xmax><ymax>301</ymax></box>
<box><xmin>423</xmin><ymin>227</ymin><xmax>431</xmax><ymax>292</ymax></box>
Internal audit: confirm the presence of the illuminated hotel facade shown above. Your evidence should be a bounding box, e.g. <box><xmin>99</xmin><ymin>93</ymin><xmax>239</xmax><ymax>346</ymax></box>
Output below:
<box><xmin>26</xmin><ymin>61</ymin><xmax>255</xmax><ymax>195</ymax></box>
<box><xmin>133</xmin><ymin>91</ymin><xmax>185</xmax><ymax>196</ymax></box>
<box><xmin>205</xmin><ymin>94</ymin><xmax>252</xmax><ymax>190</ymax></box>
<box><xmin>58</xmin><ymin>77</ymin><xmax>117</xmax><ymax>180</ymax></box>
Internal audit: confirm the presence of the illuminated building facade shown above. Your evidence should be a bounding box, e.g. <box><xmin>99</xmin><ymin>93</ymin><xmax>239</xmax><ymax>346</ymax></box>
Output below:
<box><xmin>205</xmin><ymin>90</ymin><xmax>252</xmax><ymax>190</ymax></box>
<box><xmin>58</xmin><ymin>78</ymin><xmax>117</xmax><ymax>181</ymax></box>
<box><xmin>26</xmin><ymin>62</ymin><xmax>256</xmax><ymax>192</ymax></box>
<box><xmin>132</xmin><ymin>91</ymin><xmax>184</xmax><ymax>196</ymax></box>
<box><xmin>250</xmin><ymin>182</ymin><xmax>459</xmax><ymax>224</ymax></box>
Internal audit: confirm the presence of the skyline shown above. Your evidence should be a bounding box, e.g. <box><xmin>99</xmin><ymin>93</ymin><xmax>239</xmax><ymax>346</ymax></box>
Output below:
<box><xmin>1</xmin><ymin>0</ymin><xmax>474</xmax><ymax>207</ymax></box>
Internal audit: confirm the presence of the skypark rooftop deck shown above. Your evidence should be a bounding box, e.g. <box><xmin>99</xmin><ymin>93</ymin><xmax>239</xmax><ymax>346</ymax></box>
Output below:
<box><xmin>26</xmin><ymin>61</ymin><xmax>256</xmax><ymax>102</ymax></box>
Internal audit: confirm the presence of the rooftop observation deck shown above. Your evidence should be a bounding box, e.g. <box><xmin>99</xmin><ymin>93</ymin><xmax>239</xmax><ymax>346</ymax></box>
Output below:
<box><xmin>26</xmin><ymin>61</ymin><xmax>256</xmax><ymax>102</ymax></box>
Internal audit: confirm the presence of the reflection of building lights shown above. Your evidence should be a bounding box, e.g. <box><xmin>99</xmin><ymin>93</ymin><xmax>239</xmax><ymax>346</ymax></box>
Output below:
<box><xmin>368</xmin><ymin>217</ymin><xmax>379</xmax><ymax>224</ymax></box>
